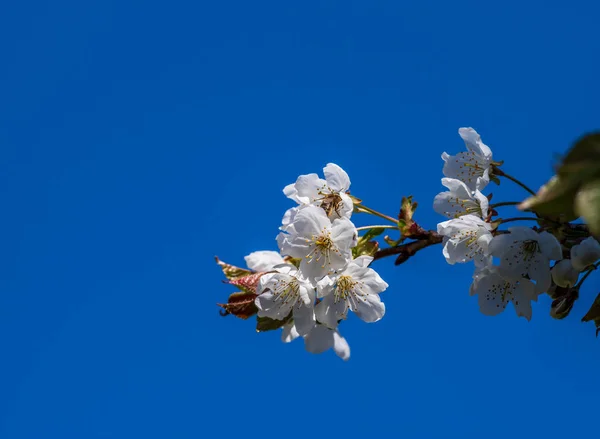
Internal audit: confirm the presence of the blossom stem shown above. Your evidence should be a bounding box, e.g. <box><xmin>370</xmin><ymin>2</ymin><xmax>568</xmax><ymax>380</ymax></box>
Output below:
<box><xmin>498</xmin><ymin>216</ymin><xmax>543</xmax><ymax>225</ymax></box>
<box><xmin>576</xmin><ymin>262</ymin><xmax>600</xmax><ymax>289</ymax></box>
<box><xmin>494</xmin><ymin>168</ymin><xmax>536</xmax><ymax>196</ymax></box>
<box><xmin>374</xmin><ymin>231</ymin><xmax>443</xmax><ymax>264</ymax></box>
<box><xmin>491</xmin><ymin>201</ymin><xmax>521</xmax><ymax>208</ymax></box>
<box><xmin>356</xmin><ymin>225</ymin><xmax>398</xmax><ymax>232</ymax></box>
<box><xmin>354</xmin><ymin>204</ymin><xmax>398</xmax><ymax>224</ymax></box>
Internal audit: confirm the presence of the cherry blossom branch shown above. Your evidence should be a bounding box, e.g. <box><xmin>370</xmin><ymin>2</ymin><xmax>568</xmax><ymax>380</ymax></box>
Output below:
<box><xmin>356</xmin><ymin>225</ymin><xmax>398</xmax><ymax>232</ymax></box>
<box><xmin>576</xmin><ymin>262</ymin><xmax>600</xmax><ymax>289</ymax></box>
<box><xmin>354</xmin><ymin>204</ymin><xmax>398</xmax><ymax>224</ymax></box>
<box><xmin>493</xmin><ymin>167</ymin><xmax>536</xmax><ymax>196</ymax></box>
<box><xmin>490</xmin><ymin>201</ymin><xmax>521</xmax><ymax>208</ymax></box>
<box><xmin>373</xmin><ymin>231</ymin><xmax>443</xmax><ymax>265</ymax></box>
<box><xmin>497</xmin><ymin>216</ymin><xmax>543</xmax><ymax>225</ymax></box>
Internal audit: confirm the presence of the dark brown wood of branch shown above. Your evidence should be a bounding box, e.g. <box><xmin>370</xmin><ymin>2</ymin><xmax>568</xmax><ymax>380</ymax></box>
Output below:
<box><xmin>373</xmin><ymin>231</ymin><xmax>443</xmax><ymax>265</ymax></box>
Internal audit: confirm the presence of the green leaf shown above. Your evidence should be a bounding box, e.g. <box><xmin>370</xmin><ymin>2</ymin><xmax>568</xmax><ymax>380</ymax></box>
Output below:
<box><xmin>519</xmin><ymin>132</ymin><xmax>600</xmax><ymax>221</ymax></box>
<box><xmin>559</xmin><ymin>132</ymin><xmax>600</xmax><ymax>184</ymax></box>
<box><xmin>256</xmin><ymin>314</ymin><xmax>291</xmax><ymax>332</ymax></box>
<box><xmin>352</xmin><ymin>227</ymin><xmax>384</xmax><ymax>258</ymax></box>
<box><xmin>575</xmin><ymin>179</ymin><xmax>600</xmax><ymax>238</ymax></box>
<box><xmin>361</xmin><ymin>227</ymin><xmax>385</xmax><ymax>241</ymax></box>
<box><xmin>519</xmin><ymin>175</ymin><xmax>579</xmax><ymax>221</ymax></box>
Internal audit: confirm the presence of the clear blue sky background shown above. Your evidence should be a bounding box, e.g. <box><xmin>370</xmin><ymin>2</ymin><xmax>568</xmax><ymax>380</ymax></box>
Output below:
<box><xmin>1</xmin><ymin>1</ymin><xmax>599</xmax><ymax>438</ymax></box>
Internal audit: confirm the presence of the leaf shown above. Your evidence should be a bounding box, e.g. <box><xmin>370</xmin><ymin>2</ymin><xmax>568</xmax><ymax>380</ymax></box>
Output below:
<box><xmin>575</xmin><ymin>179</ymin><xmax>600</xmax><ymax>238</ymax></box>
<box><xmin>519</xmin><ymin>175</ymin><xmax>579</xmax><ymax>221</ymax></box>
<box><xmin>224</xmin><ymin>272</ymin><xmax>268</xmax><ymax>294</ymax></box>
<box><xmin>215</xmin><ymin>257</ymin><xmax>252</xmax><ymax>280</ymax></box>
<box><xmin>352</xmin><ymin>227</ymin><xmax>384</xmax><ymax>258</ymax></box>
<box><xmin>581</xmin><ymin>292</ymin><xmax>600</xmax><ymax>337</ymax></box>
<box><xmin>519</xmin><ymin>132</ymin><xmax>600</xmax><ymax>221</ymax></box>
<box><xmin>256</xmin><ymin>314</ymin><xmax>291</xmax><ymax>332</ymax></box>
<box><xmin>361</xmin><ymin>227</ymin><xmax>385</xmax><ymax>241</ymax></box>
<box><xmin>217</xmin><ymin>291</ymin><xmax>258</xmax><ymax>319</ymax></box>
<box><xmin>559</xmin><ymin>132</ymin><xmax>600</xmax><ymax>183</ymax></box>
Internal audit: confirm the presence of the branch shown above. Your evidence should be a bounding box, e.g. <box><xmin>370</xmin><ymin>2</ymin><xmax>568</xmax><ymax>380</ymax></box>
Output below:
<box><xmin>373</xmin><ymin>231</ymin><xmax>443</xmax><ymax>265</ymax></box>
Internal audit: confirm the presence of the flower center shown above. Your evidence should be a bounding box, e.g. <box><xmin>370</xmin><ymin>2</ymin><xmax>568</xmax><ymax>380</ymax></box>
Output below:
<box><xmin>333</xmin><ymin>275</ymin><xmax>368</xmax><ymax>308</ymax></box>
<box><xmin>306</xmin><ymin>228</ymin><xmax>341</xmax><ymax>271</ymax></box>
<box><xmin>447</xmin><ymin>196</ymin><xmax>481</xmax><ymax>218</ymax></box>
<box><xmin>271</xmin><ymin>278</ymin><xmax>300</xmax><ymax>307</ymax></box>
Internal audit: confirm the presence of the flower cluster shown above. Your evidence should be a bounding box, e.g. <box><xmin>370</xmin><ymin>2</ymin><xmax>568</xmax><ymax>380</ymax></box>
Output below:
<box><xmin>218</xmin><ymin>127</ymin><xmax>600</xmax><ymax>359</ymax></box>
<box><xmin>221</xmin><ymin>164</ymin><xmax>389</xmax><ymax>361</ymax></box>
<box><xmin>435</xmin><ymin>128</ymin><xmax>600</xmax><ymax>321</ymax></box>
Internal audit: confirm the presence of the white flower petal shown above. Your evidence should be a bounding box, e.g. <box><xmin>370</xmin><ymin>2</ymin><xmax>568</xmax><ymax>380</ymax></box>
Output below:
<box><xmin>323</xmin><ymin>163</ymin><xmax>351</xmax><ymax>192</ymax></box>
<box><xmin>281</xmin><ymin>322</ymin><xmax>300</xmax><ymax>343</ymax></box>
<box><xmin>332</xmin><ymin>331</ymin><xmax>350</xmax><ymax>361</ymax></box>
<box><xmin>244</xmin><ymin>251</ymin><xmax>285</xmax><ymax>272</ymax></box>
<box><xmin>293</xmin><ymin>304</ymin><xmax>316</xmax><ymax>336</ymax></box>
<box><xmin>315</xmin><ymin>295</ymin><xmax>346</xmax><ymax>329</ymax></box>
<box><xmin>537</xmin><ymin>231</ymin><xmax>563</xmax><ymax>261</ymax></box>
<box><xmin>304</xmin><ymin>324</ymin><xmax>334</xmax><ymax>354</ymax></box>
<box><xmin>352</xmin><ymin>293</ymin><xmax>385</xmax><ymax>323</ymax></box>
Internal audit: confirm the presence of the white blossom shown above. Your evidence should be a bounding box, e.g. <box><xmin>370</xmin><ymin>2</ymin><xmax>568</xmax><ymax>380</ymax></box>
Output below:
<box><xmin>551</xmin><ymin>259</ymin><xmax>580</xmax><ymax>288</ymax></box>
<box><xmin>571</xmin><ymin>237</ymin><xmax>600</xmax><ymax>271</ymax></box>
<box><xmin>282</xmin><ymin>322</ymin><xmax>350</xmax><ymax>361</ymax></box>
<box><xmin>437</xmin><ymin>214</ymin><xmax>494</xmax><ymax>267</ymax></box>
<box><xmin>470</xmin><ymin>266</ymin><xmax>538</xmax><ymax>320</ymax></box>
<box><xmin>489</xmin><ymin>227</ymin><xmax>562</xmax><ymax>294</ymax></box>
<box><xmin>244</xmin><ymin>251</ymin><xmax>285</xmax><ymax>272</ymax></box>
<box><xmin>255</xmin><ymin>264</ymin><xmax>316</xmax><ymax>336</ymax></box>
<box><xmin>315</xmin><ymin>255</ymin><xmax>388</xmax><ymax>328</ymax></box>
<box><xmin>442</xmin><ymin>128</ymin><xmax>493</xmax><ymax>191</ymax></box>
<box><xmin>433</xmin><ymin>177</ymin><xmax>489</xmax><ymax>219</ymax></box>
<box><xmin>284</xmin><ymin>163</ymin><xmax>354</xmax><ymax>220</ymax></box>
<box><xmin>277</xmin><ymin>205</ymin><xmax>357</xmax><ymax>281</ymax></box>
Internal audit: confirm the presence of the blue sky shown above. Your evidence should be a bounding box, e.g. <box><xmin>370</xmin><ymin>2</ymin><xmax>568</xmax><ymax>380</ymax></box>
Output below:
<box><xmin>1</xmin><ymin>1</ymin><xmax>600</xmax><ymax>438</ymax></box>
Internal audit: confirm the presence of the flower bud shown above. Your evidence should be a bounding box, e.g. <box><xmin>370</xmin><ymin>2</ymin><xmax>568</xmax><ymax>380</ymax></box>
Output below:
<box><xmin>550</xmin><ymin>288</ymin><xmax>579</xmax><ymax>320</ymax></box>
<box><xmin>551</xmin><ymin>259</ymin><xmax>580</xmax><ymax>288</ymax></box>
<box><xmin>571</xmin><ymin>237</ymin><xmax>600</xmax><ymax>271</ymax></box>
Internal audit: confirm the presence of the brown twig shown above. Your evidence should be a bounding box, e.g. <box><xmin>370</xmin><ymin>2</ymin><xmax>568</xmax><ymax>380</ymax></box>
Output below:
<box><xmin>373</xmin><ymin>231</ymin><xmax>443</xmax><ymax>265</ymax></box>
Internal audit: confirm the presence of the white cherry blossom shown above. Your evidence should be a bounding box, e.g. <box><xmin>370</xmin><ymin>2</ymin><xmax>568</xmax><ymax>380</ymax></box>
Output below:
<box><xmin>282</xmin><ymin>322</ymin><xmax>350</xmax><ymax>361</ymax></box>
<box><xmin>244</xmin><ymin>251</ymin><xmax>285</xmax><ymax>272</ymax></box>
<box><xmin>470</xmin><ymin>266</ymin><xmax>538</xmax><ymax>320</ymax></box>
<box><xmin>489</xmin><ymin>227</ymin><xmax>562</xmax><ymax>294</ymax></box>
<box><xmin>284</xmin><ymin>163</ymin><xmax>354</xmax><ymax>220</ymax></box>
<box><xmin>571</xmin><ymin>237</ymin><xmax>600</xmax><ymax>271</ymax></box>
<box><xmin>433</xmin><ymin>177</ymin><xmax>489</xmax><ymax>219</ymax></box>
<box><xmin>551</xmin><ymin>259</ymin><xmax>580</xmax><ymax>288</ymax></box>
<box><xmin>255</xmin><ymin>264</ymin><xmax>316</xmax><ymax>336</ymax></box>
<box><xmin>277</xmin><ymin>205</ymin><xmax>357</xmax><ymax>281</ymax></box>
<box><xmin>315</xmin><ymin>255</ymin><xmax>388</xmax><ymax>328</ymax></box>
<box><xmin>442</xmin><ymin>128</ymin><xmax>493</xmax><ymax>191</ymax></box>
<box><xmin>437</xmin><ymin>214</ymin><xmax>494</xmax><ymax>267</ymax></box>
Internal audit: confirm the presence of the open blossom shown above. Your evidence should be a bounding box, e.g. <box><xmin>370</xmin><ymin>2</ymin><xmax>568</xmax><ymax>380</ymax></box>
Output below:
<box><xmin>551</xmin><ymin>259</ymin><xmax>580</xmax><ymax>288</ymax></box>
<box><xmin>315</xmin><ymin>255</ymin><xmax>388</xmax><ymax>328</ymax></box>
<box><xmin>244</xmin><ymin>251</ymin><xmax>285</xmax><ymax>272</ymax></box>
<box><xmin>470</xmin><ymin>266</ymin><xmax>538</xmax><ymax>320</ymax></box>
<box><xmin>284</xmin><ymin>163</ymin><xmax>354</xmax><ymax>220</ymax></box>
<box><xmin>282</xmin><ymin>322</ymin><xmax>350</xmax><ymax>360</ymax></box>
<box><xmin>437</xmin><ymin>214</ymin><xmax>494</xmax><ymax>267</ymax></box>
<box><xmin>442</xmin><ymin>128</ymin><xmax>493</xmax><ymax>191</ymax></box>
<box><xmin>571</xmin><ymin>237</ymin><xmax>600</xmax><ymax>271</ymax></box>
<box><xmin>277</xmin><ymin>205</ymin><xmax>357</xmax><ymax>281</ymax></box>
<box><xmin>489</xmin><ymin>226</ymin><xmax>562</xmax><ymax>293</ymax></box>
<box><xmin>433</xmin><ymin>177</ymin><xmax>489</xmax><ymax>219</ymax></box>
<box><xmin>255</xmin><ymin>264</ymin><xmax>316</xmax><ymax>336</ymax></box>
